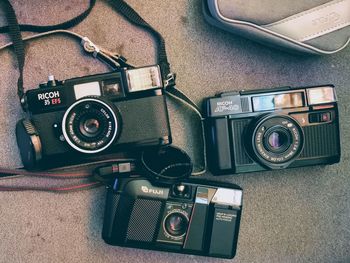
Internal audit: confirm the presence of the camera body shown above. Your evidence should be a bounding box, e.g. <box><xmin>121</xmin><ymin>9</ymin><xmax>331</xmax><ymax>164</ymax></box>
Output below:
<box><xmin>16</xmin><ymin>66</ymin><xmax>171</xmax><ymax>169</ymax></box>
<box><xmin>102</xmin><ymin>177</ymin><xmax>243</xmax><ymax>259</ymax></box>
<box><xmin>204</xmin><ymin>85</ymin><xmax>340</xmax><ymax>175</ymax></box>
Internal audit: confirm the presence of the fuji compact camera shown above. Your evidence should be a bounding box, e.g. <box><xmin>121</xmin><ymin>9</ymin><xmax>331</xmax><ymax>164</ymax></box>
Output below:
<box><xmin>102</xmin><ymin>177</ymin><xmax>243</xmax><ymax>259</ymax></box>
<box><xmin>16</xmin><ymin>65</ymin><xmax>171</xmax><ymax>169</ymax></box>
<box><xmin>204</xmin><ymin>85</ymin><xmax>340</xmax><ymax>175</ymax></box>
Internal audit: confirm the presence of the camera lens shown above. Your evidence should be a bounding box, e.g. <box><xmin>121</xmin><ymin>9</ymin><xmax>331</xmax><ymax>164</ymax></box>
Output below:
<box><xmin>268</xmin><ymin>132</ymin><xmax>284</xmax><ymax>149</ymax></box>
<box><xmin>265</xmin><ymin>128</ymin><xmax>291</xmax><ymax>153</ymax></box>
<box><xmin>62</xmin><ymin>98</ymin><xmax>119</xmax><ymax>154</ymax></box>
<box><xmin>164</xmin><ymin>212</ymin><xmax>188</xmax><ymax>237</ymax></box>
<box><xmin>247</xmin><ymin>114</ymin><xmax>304</xmax><ymax>169</ymax></box>
<box><xmin>79</xmin><ymin>117</ymin><xmax>101</xmax><ymax>137</ymax></box>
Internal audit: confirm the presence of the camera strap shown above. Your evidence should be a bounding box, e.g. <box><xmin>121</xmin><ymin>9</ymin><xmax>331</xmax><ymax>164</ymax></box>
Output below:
<box><xmin>1</xmin><ymin>0</ymin><xmax>200</xmax><ymax>112</ymax></box>
<box><xmin>0</xmin><ymin>0</ymin><xmax>96</xmax><ymax>33</ymax></box>
<box><xmin>0</xmin><ymin>0</ymin><xmax>207</xmax><ymax>191</ymax></box>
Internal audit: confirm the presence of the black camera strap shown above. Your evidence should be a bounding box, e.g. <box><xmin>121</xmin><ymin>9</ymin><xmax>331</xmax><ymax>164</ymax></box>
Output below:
<box><xmin>103</xmin><ymin>1</ymin><xmax>201</xmax><ymax>114</ymax></box>
<box><xmin>106</xmin><ymin>0</ymin><xmax>170</xmax><ymax>80</ymax></box>
<box><xmin>0</xmin><ymin>0</ymin><xmax>96</xmax><ymax>33</ymax></box>
<box><xmin>1</xmin><ymin>0</ymin><xmax>25</xmax><ymax>100</ymax></box>
<box><xmin>1</xmin><ymin>0</ymin><xmax>200</xmax><ymax>112</ymax></box>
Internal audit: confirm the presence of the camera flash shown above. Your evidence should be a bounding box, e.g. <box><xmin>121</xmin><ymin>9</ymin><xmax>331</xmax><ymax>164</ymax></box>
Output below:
<box><xmin>126</xmin><ymin>66</ymin><xmax>162</xmax><ymax>92</ymax></box>
<box><xmin>307</xmin><ymin>86</ymin><xmax>336</xmax><ymax>105</ymax></box>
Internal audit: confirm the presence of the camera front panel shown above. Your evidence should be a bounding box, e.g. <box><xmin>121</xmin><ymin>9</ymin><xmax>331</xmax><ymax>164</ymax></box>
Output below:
<box><xmin>18</xmin><ymin>66</ymin><xmax>171</xmax><ymax>169</ymax></box>
<box><xmin>290</xmin><ymin>108</ymin><xmax>340</xmax><ymax>166</ymax></box>
<box><xmin>26</xmin><ymin>93</ymin><xmax>171</xmax><ymax>168</ymax></box>
<box><xmin>205</xmin><ymin>85</ymin><xmax>340</xmax><ymax>175</ymax></box>
<box><xmin>208</xmin><ymin>109</ymin><xmax>340</xmax><ymax>175</ymax></box>
<box><xmin>102</xmin><ymin>178</ymin><xmax>243</xmax><ymax>259</ymax></box>
<box><xmin>113</xmin><ymin>94</ymin><xmax>171</xmax><ymax>147</ymax></box>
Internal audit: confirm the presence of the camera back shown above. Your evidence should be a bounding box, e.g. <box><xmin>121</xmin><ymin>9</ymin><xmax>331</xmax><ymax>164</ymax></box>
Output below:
<box><xmin>204</xmin><ymin>85</ymin><xmax>340</xmax><ymax>175</ymax></box>
<box><xmin>102</xmin><ymin>177</ymin><xmax>243</xmax><ymax>259</ymax></box>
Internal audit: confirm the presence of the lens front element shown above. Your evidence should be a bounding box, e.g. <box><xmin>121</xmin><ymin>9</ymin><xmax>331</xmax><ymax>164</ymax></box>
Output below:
<box><xmin>79</xmin><ymin>117</ymin><xmax>101</xmax><ymax>137</ymax></box>
<box><xmin>265</xmin><ymin>128</ymin><xmax>291</xmax><ymax>153</ymax></box>
<box><xmin>62</xmin><ymin>98</ymin><xmax>119</xmax><ymax>154</ymax></box>
<box><xmin>165</xmin><ymin>212</ymin><xmax>188</xmax><ymax>237</ymax></box>
<box><xmin>163</xmin><ymin>211</ymin><xmax>189</xmax><ymax>239</ymax></box>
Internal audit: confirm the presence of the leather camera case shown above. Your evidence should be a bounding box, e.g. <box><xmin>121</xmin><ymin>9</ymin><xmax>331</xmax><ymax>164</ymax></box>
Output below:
<box><xmin>203</xmin><ymin>0</ymin><xmax>350</xmax><ymax>54</ymax></box>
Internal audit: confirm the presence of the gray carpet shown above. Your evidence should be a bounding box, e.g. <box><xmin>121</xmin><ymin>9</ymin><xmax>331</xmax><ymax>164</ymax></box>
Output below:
<box><xmin>0</xmin><ymin>1</ymin><xmax>349</xmax><ymax>262</ymax></box>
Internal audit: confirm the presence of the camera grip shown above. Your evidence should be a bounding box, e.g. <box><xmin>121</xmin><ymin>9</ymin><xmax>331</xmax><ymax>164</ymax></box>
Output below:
<box><xmin>183</xmin><ymin>203</ymin><xmax>208</xmax><ymax>251</ymax></box>
<box><xmin>16</xmin><ymin>119</ymin><xmax>42</xmax><ymax>169</ymax></box>
<box><xmin>207</xmin><ymin>118</ymin><xmax>232</xmax><ymax>173</ymax></box>
<box><xmin>208</xmin><ymin>205</ymin><xmax>241</xmax><ymax>258</ymax></box>
<box><xmin>102</xmin><ymin>189</ymin><xmax>121</xmax><ymax>242</ymax></box>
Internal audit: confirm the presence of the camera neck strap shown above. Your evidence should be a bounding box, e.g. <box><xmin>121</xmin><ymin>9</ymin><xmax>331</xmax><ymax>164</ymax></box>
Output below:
<box><xmin>0</xmin><ymin>0</ymin><xmax>96</xmax><ymax>33</ymax></box>
<box><xmin>1</xmin><ymin>0</ymin><xmax>168</xmax><ymax>101</ymax></box>
<box><xmin>1</xmin><ymin>0</ymin><xmax>201</xmax><ymax>112</ymax></box>
<box><xmin>1</xmin><ymin>0</ymin><xmax>25</xmax><ymax>100</ymax></box>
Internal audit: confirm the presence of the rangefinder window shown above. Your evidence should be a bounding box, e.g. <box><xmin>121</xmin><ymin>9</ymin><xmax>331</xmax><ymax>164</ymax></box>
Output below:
<box><xmin>307</xmin><ymin>86</ymin><xmax>336</xmax><ymax>105</ymax></box>
<box><xmin>252</xmin><ymin>92</ymin><xmax>304</xmax><ymax>111</ymax></box>
<box><xmin>102</xmin><ymin>79</ymin><xmax>123</xmax><ymax>97</ymax></box>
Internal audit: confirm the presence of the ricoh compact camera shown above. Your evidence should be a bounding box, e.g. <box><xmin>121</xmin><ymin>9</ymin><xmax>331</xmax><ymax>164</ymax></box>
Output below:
<box><xmin>102</xmin><ymin>177</ymin><xmax>243</xmax><ymax>259</ymax></box>
<box><xmin>204</xmin><ymin>85</ymin><xmax>340</xmax><ymax>175</ymax></box>
<box><xmin>16</xmin><ymin>66</ymin><xmax>171</xmax><ymax>169</ymax></box>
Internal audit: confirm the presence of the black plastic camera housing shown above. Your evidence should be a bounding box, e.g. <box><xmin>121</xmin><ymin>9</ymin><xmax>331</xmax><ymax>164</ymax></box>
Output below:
<box><xmin>204</xmin><ymin>85</ymin><xmax>341</xmax><ymax>175</ymax></box>
<box><xmin>102</xmin><ymin>177</ymin><xmax>243</xmax><ymax>259</ymax></box>
<box><xmin>16</xmin><ymin>66</ymin><xmax>171</xmax><ymax>169</ymax></box>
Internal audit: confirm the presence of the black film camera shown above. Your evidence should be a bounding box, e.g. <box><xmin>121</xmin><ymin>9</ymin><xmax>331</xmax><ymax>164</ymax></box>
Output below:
<box><xmin>102</xmin><ymin>177</ymin><xmax>243</xmax><ymax>259</ymax></box>
<box><xmin>204</xmin><ymin>85</ymin><xmax>340</xmax><ymax>175</ymax></box>
<box><xmin>16</xmin><ymin>65</ymin><xmax>171</xmax><ymax>169</ymax></box>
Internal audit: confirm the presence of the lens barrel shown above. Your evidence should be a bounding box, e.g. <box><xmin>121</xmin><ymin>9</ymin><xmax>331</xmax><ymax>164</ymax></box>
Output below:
<box><xmin>163</xmin><ymin>211</ymin><xmax>189</xmax><ymax>238</ymax></box>
<box><xmin>62</xmin><ymin>98</ymin><xmax>119</xmax><ymax>154</ymax></box>
<box><xmin>246</xmin><ymin>114</ymin><xmax>304</xmax><ymax>169</ymax></box>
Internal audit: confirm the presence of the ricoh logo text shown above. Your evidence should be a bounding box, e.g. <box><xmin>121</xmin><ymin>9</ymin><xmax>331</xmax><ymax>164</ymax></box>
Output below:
<box><xmin>38</xmin><ymin>91</ymin><xmax>61</xmax><ymax>106</ymax></box>
<box><xmin>141</xmin><ymin>186</ymin><xmax>164</xmax><ymax>195</ymax></box>
<box><xmin>214</xmin><ymin>100</ymin><xmax>240</xmax><ymax>113</ymax></box>
<box><xmin>37</xmin><ymin>91</ymin><xmax>60</xmax><ymax>101</ymax></box>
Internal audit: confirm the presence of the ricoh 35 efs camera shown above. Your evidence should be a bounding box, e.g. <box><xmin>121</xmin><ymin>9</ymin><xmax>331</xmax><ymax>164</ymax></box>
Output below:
<box><xmin>16</xmin><ymin>66</ymin><xmax>171</xmax><ymax>169</ymax></box>
<box><xmin>204</xmin><ymin>85</ymin><xmax>340</xmax><ymax>175</ymax></box>
<box><xmin>102</xmin><ymin>177</ymin><xmax>243</xmax><ymax>259</ymax></box>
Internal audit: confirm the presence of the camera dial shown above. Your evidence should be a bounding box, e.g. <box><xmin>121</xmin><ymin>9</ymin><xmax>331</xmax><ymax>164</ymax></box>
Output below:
<box><xmin>62</xmin><ymin>97</ymin><xmax>119</xmax><ymax>154</ymax></box>
<box><xmin>246</xmin><ymin>114</ymin><xmax>304</xmax><ymax>169</ymax></box>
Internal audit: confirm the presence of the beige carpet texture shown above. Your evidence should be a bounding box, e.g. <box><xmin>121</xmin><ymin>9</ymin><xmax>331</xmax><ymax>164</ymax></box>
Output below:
<box><xmin>0</xmin><ymin>1</ymin><xmax>349</xmax><ymax>262</ymax></box>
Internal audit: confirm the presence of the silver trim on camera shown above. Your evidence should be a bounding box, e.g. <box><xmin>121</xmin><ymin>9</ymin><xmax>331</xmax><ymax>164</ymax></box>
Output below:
<box><xmin>195</xmin><ymin>187</ymin><xmax>217</xmax><ymax>204</ymax></box>
<box><xmin>211</xmin><ymin>188</ymin><xmax>243</xmax><ymax>207</ymax></box>
<box><xmin>195</xmin><ymin>187</ymin><xmax>242</xmax><ymax>207</ymax></box>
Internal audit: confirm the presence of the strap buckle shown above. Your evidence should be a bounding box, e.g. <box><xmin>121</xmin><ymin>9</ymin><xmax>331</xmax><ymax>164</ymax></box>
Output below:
<box><xmin>81</xmin><ymin>37</ymin><xmax>132</xmax><ymax>69</ymax></box>
<box><xmin>164</xmin><ymin>72</ymin><xmax>176</xmax><ymax>88</ymax></box>
<box><xmin>81</xmin><ymin>37</ymin><xmax>100</xmax><ymax>57</ymax></box>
